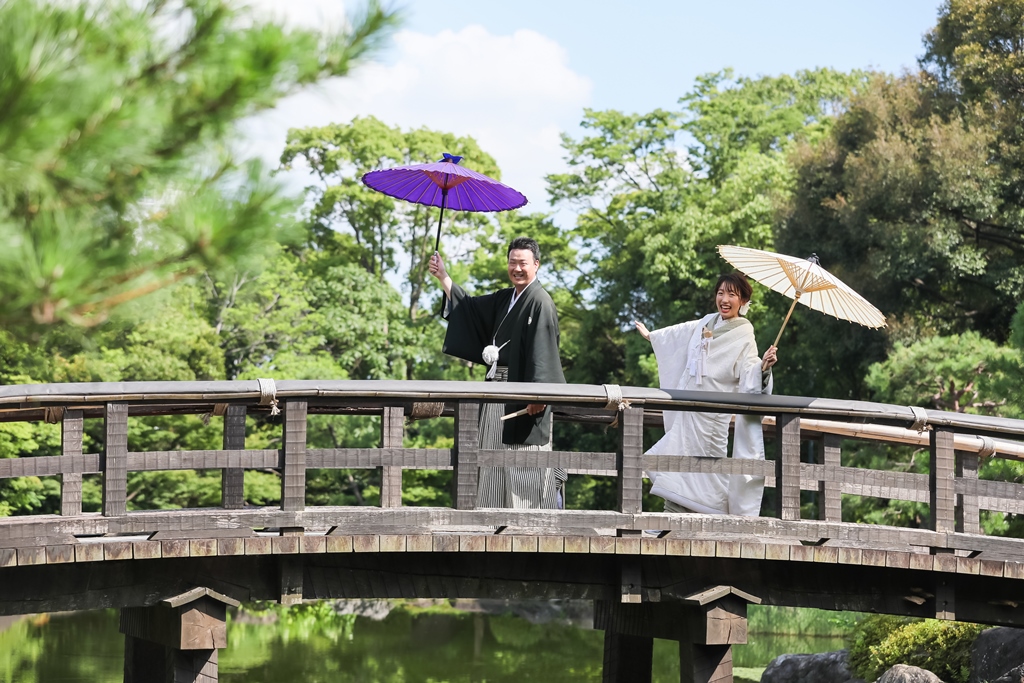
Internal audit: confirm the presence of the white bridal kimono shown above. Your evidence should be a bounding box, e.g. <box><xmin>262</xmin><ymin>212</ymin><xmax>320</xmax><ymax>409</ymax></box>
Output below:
<box><xmin>646</xmin><ymin>313</ymin><xmax>773</xmax><ymax>516</ymax></box>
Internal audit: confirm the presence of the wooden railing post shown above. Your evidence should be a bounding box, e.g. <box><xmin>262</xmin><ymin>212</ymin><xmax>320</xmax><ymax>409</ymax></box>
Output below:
<box><xmin>281</xmin><ymin>401</ymin><xmax>307</xmax><ymax>513</ymax></box>
<box><xmin>452</xmin><ymin>401</ymin><xmax>480</xmax><ymax>510</ymax></box>
<box><xmin>103</xmin><ymin>403</ymin><xmax>129</xmax><ymax>517</ymax></box>
<box><xmin>617</xmin><ymin>406</ymin><xmax>644</xmax><ymax>515</ymax></box>
<box><xmin>956</xmin><ymin>451</ymin><xmax>980</xmax><ymax>534</ymax></box>
<box><xmin>61</xmin><ymin>409</ymin><xmax>83</xmax><ymax>517</ymax></box>
<box><xmin>929</xmin><ymin>427</ymin><xmax>956</xmax><ymax>534</ymax></box>
<box><xmin>380</xmin><ymin>406</ymin><xmax>404</xmax><ymax>508</ymax></box>
<box><xmin>818</xmin><ymin>434</ymin><xmax>841</xmax><ymax>522</ymax></box>
<box><xmin>774</xmin><ymin>414</ymin><xmax>801</xmax><ymax>521</ymax></box>
<box><xmin>222</xmin><ymin>405</ymin><xmax>246</xmax><ymax>509</ymax></box>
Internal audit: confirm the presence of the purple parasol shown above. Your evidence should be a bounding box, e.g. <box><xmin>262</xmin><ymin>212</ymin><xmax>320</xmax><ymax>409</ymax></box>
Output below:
<box><xmin>361</xmin><ymin>153</ymin><xmax>528</xmax><ymax>251</ymax></box>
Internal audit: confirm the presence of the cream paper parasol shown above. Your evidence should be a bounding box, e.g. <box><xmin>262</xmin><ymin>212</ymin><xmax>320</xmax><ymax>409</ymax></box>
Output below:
<box><xmin>716</xmin><ymin>245</ymin><xmax>886</xmax><ymax>360</ymax></box>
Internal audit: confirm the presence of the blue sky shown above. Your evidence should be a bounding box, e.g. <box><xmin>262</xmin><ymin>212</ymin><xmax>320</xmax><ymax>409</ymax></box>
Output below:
<box><xmin>403</xmin><ymin>0</ymin><xmax>942</xmax><ymax>113</ymax></box>
<box><xmin>245</xmin><ymin>0</ymin><xmax>944</xmax><ymax>221</ymax></box>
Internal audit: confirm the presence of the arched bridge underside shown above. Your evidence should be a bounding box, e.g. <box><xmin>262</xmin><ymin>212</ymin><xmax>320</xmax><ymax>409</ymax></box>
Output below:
<box><xmin>3</xmin><ymin>379</ymin><xmax>1024</xmax><ymax>681</ymax></box>
<box><xmin>2</xmin><ymin>378</ymin><xmax>1024</xmax><ymax>621</ymax></box>
<box><xmin>2</xmin><ymin>514</ymin><xmax>1024</xmax><ymax>626</ymax></box>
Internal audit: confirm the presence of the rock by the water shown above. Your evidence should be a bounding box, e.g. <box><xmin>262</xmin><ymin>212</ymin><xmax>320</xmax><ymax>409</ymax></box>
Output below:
<box><xmin>761</xmin><ymin>650</ymin><xmax>864</xmax><ymax>683</ymax></box>
<box><xmin>972</xmin><ymin>627</ymin><xmax>1024</xmax><ymax>683</ymax></box>
<box><xmin>877</xmin><ymin>664</ymin><xmax>943</xmax><ymax>683</ymax></box>
<box><xmin>991</xmin><ymin>663</ymin><xmax>1024</xmax><ymax>683</ymax></box>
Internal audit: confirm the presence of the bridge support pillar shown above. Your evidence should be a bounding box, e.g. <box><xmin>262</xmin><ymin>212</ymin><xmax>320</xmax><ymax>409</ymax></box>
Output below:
<box><xmin>120</xmin><ymin>587</ymin><xmax>240</xmax><ymax>683</ymax></box>
<box><xmin>679</xmin><ymin>643</ymin><xmax>732</xmax><ymax>683</ymax></box>
<box><xmin>602</xmin><ymin>631</ymin><xmax>653</xmax><ymax>683</ymax></box>
<box><xmin>124</xmin><ymin>637</ymin><xmax>218</xmax><ymax>683</ymax></box>
<box><xmin>596</xmin><ymin>585</ymin><xmax>759</xmax><ymax>683</ymax></box>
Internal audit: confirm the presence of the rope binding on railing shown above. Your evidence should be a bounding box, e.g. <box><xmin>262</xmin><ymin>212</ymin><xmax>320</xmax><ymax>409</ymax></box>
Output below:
<box><xmin>43</xmin><ymin>406</ymin><xmax>65</xmax><ymax>424</ymax></box>
<box><xmin>257</xmin><ymin>378</ymin><xmax>280</xmax><ymax>416</ymax></box>
<box><xmin>910</xmin><ymin>406</ymin><xmax>929</xmax><ymax>433</ymax></box>
<box><xmin>603</xmin><ymin>384</ymin><xmax>631</xmax><ymax>428</ymax></box>
<box><xmin>410</xmin><ymin>402</ymin><xmax>445</xmax><ymax>420</ymax></box>
<box><xmin>201</xmin><ymin>402</ymin><xmax>229</xmax><ymax>426</ymax></box>
<box><xmin>978</xmin><ymin>436</ymin><xmax>997</xmax><ymax>459</ymax></box>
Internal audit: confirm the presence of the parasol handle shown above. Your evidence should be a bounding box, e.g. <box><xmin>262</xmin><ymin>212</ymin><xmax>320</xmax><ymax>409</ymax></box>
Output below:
<box><xmin>763</xmin><ymin>293</ymin><xmax>801</xmax><ymax>371</ymax></box>
<box><xmin>433</xmin><ymin>187</ymin><xmax>449</xmax><ymax>253</ymax></box>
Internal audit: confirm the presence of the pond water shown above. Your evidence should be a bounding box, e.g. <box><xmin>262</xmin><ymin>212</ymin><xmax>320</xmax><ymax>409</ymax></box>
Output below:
<box><xmin>0</xmin><ymin>603</ymin><xmax>847</xmax><ymax>682</ymax></box>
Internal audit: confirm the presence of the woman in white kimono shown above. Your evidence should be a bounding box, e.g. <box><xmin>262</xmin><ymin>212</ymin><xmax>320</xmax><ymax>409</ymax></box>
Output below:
<box><xmin>634</xmin><ymin>273</ymin><xmax>778</xmax><ymax>516</ymax></box>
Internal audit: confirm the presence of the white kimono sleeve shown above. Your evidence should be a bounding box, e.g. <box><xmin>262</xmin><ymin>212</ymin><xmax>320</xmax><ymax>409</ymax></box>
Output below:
<box><xmin>648</xmin><ymin>318</ymin><xmax>704</xmax><ymax>391</ymax></box>
<box><xmin>648</xmin><ymin>317</ymin><xmax>707</xmax><ymax>439</ymax></box>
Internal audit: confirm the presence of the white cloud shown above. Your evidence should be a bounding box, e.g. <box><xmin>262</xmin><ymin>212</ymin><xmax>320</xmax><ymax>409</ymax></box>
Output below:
<box><xmin>237</xmin><ymin>23</ymin><xmax>592</xmax><ymax>213</ymax></box>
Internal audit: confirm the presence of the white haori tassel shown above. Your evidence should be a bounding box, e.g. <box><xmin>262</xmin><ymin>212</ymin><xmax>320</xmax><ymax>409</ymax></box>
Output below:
<box><xmin>686</xmin><ymin>328</ymin><xmax>713</xmax><ymax>386</ymax></box>
<box><xmin>482</xmin><ymin>341</ymin><xmax>509</xmax><ymax>379</ymax></box>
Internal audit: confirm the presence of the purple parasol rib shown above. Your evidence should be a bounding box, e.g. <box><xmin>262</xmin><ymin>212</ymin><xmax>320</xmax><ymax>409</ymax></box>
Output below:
<box><xmin>361</xmin><ymin>157</ymin><xmax>528</xmax><ymax>213</ymax></box>
<box><xmin>362</xmin><ymin>154</ymin><xmax>529</xmax><ymax>254</ymax></box>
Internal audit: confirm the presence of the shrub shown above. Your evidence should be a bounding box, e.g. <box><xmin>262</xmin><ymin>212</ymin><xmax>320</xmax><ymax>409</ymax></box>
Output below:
<box><xmin>848</xmin><ymin>614</ymin><xmax>983</xmax><ymax>683</ymax></box>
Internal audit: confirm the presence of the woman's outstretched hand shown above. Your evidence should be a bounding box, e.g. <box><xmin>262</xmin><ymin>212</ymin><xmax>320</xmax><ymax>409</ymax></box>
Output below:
<box><xmin>633</xmin><ymin>320</ymin><xmax>651</xmax><ymax>341</ymax></box>
<box><xmin>762</xmin><ymin>345</ymin><xmax>778</xmax><ymax>370</ymax></box>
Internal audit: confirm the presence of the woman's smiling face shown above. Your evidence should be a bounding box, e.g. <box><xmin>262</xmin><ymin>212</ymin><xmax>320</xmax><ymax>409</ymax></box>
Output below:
<box><xmin>716</xmin><ymin>283</ymin><xmax>747</xmax><ymax>320</ymax></box>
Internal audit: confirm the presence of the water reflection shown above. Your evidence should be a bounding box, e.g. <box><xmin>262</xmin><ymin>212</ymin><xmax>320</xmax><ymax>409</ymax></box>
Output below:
<box><xmin>0</xmin><ymin>603</ymin><xmax>846</xmax><ymax>682</ymax></box>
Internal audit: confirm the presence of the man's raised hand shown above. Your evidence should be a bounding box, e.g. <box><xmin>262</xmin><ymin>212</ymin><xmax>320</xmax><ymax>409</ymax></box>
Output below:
<box><xmin>428</xmin><ymin>251</ymin><xmax>448</xmax><ymax>280</ymax></box>
<box><xmin>429</xmin><ymin>251</ymin><xmax>454</xmax><ymax>298</ymax></box>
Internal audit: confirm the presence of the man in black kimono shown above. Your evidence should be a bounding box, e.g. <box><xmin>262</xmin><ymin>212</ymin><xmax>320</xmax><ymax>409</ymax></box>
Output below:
<box><xmin>428</xmin><ymin>237</ymin><xmax>567</xmax><ymax>509</ymax></box>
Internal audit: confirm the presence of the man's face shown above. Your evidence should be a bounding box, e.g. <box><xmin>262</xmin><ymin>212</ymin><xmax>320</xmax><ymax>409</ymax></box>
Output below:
<box><xmin>507</xmin><ymin>248</ymin><xmax>539</xmax><ymax>293</ymax></box>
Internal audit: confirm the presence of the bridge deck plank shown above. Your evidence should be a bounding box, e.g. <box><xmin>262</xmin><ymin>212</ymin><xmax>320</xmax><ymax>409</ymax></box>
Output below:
<box><xmin>565</xmin><ymin>536</ymin><xmax>588</xmax><ymax>553</ymax></box>
<box><xmin>133</xmin><ymin>541</ymin><xmax>161</xmax><ymax>559</ymax></box>
<box><xmin>327</xmin><ymin>535</ymin><xmax>353</xmax><ymax>553</ymax></box>
<box><xmin>378</xmin><ymin>535</ymin><xmax>402</xmax><ymax>552</ymax></box>
<box><xmin>244</xmin><ymin>537</ymin><xmax>271</xmax><ymax>555</ymax></box>
<box><xmin>17</xmin><ymin>547</ymin><xmax>44</xmax><ymax>566</ymax></box>
<box><xmin>1006</xmin><ymin>562</ymin><xmax>1024</xmax><ymax>579</ymax></box>
<box><xmin>44</xmin><ymin>545</ymin><xmax>75</xmax><ymax>564</ymax></box>
<box><xmin>486</xmin><ymin>535</ymin><xmax>511</xmax><ymax>552</ymax></box>
<box><xmin>665</xmin><ymin>539</ymin><xmax>689</xmax><ymax>557</ymax></box>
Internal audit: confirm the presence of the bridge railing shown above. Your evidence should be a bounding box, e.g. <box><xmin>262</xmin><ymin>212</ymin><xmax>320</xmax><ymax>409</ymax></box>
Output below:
<box><xmin>1</xmin><ymin>380</ymin><xmax>1023</xmax><ymax>558</ymax></box>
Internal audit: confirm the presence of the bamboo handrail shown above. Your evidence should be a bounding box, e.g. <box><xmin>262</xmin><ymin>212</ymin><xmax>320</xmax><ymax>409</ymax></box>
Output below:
<box><xmin>762</xmin><ymin>416</ymin><xmax>1024</xmax><ymax>460</ymax></box>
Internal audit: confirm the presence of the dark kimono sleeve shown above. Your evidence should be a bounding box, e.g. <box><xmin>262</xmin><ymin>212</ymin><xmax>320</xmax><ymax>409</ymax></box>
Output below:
<box><xmin>440</xmin><ymin>283</ymin><xmax>501</xmax><ymax>365</ymax></box>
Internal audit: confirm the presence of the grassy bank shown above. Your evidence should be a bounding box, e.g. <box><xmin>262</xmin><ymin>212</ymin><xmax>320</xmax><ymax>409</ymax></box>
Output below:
<box><xmin>748</xmin><ymin>605</ymin><xmax>859</xmax><ymax>637</ymax></box>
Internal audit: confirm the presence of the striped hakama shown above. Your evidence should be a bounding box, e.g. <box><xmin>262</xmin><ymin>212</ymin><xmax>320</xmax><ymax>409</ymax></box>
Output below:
<box><xmin>478</xmin><ymin>367</ymin><xmax>565</xmax><ymax>509</ymax></box>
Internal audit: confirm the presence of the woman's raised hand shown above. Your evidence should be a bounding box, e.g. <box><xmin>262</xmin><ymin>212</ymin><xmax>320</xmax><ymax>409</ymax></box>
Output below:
<box><xmin>633</xmin><ymin>320</ymin><xmax>651</xmax><ymax>342</ymax></box>
<box><xmin>762</xmin><ymin>345</ymin><xmax>778</xmax><ymax>370</ymax></box>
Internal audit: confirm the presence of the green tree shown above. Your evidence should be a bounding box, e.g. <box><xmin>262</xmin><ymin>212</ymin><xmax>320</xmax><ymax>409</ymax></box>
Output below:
<box><xmin>545</xmin><ymin>70</ymin><xmax>863</xmax><ymax>510</ymax></box>
<box><xmin>781</xmin><ymin>0</ymin><xmax>1024</xmax><ymax>402</ymax></box>
<box><xmin>861</xmin><ymin>330</ymin><xmax>1024</xmax><ymax>535</ymax></box>
<box><xmin>206</xmin><ymin>248</ymin><xmax>345</xmax><ymax>382</ymax></box>
<box><xmin>280</xmin><ymin>116</ymin><xmax>503</xmax><ymax>325</ymax></box>
<box><xmin>548</xmin><ymin>69</ymin><xmax>864</xmax><ymax>391</ymax></box>
<box><xmin>865</xmin><ymin>332</ymin><xmax>1022</xmax><ymax>417</ymax></box>
<box><xmin>0</xmin><ymin>0</ymin><xmax>397</xmax><ymax>333</ymax></box>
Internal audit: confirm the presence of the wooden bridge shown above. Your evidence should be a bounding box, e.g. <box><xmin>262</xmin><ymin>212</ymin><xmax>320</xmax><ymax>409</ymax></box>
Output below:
<box><xmin>2</xmin><ymin>379</ymin><xmax>1024</xmax><ymax>683</ymax></box>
